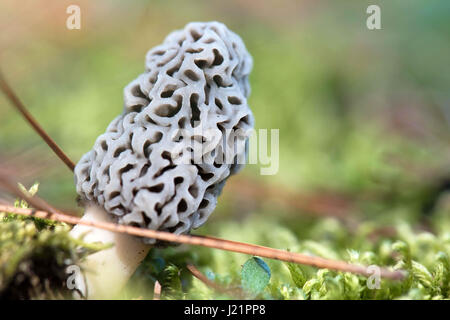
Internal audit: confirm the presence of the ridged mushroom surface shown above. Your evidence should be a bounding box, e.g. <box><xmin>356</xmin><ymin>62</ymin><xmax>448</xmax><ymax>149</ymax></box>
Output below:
<box><xmin>74</xmin><ymin>22</ymin><xmax>254</xmax><ymax>243</ymax></box>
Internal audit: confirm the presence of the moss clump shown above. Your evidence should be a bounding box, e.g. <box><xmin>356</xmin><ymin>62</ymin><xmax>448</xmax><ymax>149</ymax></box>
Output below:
<box><xmin>0</xmin><ymin>184</ymin><xmax>105</xmax><ymax>299</ymax></box>
<box><xmin>119</xmin><ymin>211</ymin><xmax>450</xmax><ymax>300</ymax></box>
<box><xmin>2</xmin><ymin>183</ymin><xmax>450</xmax><ymax>300</ymax></box>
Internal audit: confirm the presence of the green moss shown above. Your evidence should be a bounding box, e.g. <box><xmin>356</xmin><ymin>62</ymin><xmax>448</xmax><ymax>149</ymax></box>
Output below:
<box><xmin>115</xmin><ymin>207</ymin><xmax>450</xmax><ymax>300</ymax></box>
<box><xmin>0</xmin><ymin>184</ymin><xmax>105</xmax><ymax>299</ymax></box>
<box><xmin>0</xmin><ymin>0</ymin><xmax>449</xmax><ymax>300</ymax></box>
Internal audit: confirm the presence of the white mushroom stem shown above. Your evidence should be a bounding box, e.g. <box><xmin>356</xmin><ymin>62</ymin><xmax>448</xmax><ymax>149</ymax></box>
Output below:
<box><xmin>69</xmin><ymin>203</ymin><xmax>151</xmax><ymax>299</ymax></box>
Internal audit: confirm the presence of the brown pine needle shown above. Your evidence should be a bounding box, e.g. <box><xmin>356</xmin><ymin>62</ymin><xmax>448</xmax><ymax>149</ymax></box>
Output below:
<box><xmin>0</xmin><ymin>203</ymin><xmax>406</xmax><ymax>281</ymax></box>
<box><xmin>0</xmin><ymin>170</ymin><xmax>60</xmax><ymax>215</ymax></box>
<box><xmin>187</xmin><ymin>263</ymin><xmax>230</xmax><ymax>293</ymax></box>
<box><xmin>187</xmin><ymin>263</ymin><xmax>244</xmax><ymax>298</ymax></box>
<box><xmin>0</xmin><ymin>69</ymin><xmax>75</xmax><ymax>171</ymax></box>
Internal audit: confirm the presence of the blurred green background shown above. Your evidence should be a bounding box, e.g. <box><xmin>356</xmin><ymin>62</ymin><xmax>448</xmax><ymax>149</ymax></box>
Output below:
<box><xmin>0</xmin><ymin>0</ymin><xmax>450</xmax><ymax>299</ymax></box>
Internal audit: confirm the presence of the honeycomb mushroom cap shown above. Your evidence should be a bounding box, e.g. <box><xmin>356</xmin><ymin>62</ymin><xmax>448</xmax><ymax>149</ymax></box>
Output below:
<box><xmin>74</xmin><ymin>22</ymin><xmax>254</xmax><ymax>244</ymax></box>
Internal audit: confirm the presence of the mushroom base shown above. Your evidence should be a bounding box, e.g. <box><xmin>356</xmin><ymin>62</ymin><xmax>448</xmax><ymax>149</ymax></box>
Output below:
<box><xmin>69</xmin><ymin>203</ymin><xmax>151</xmax><ymax>299</ymax></box>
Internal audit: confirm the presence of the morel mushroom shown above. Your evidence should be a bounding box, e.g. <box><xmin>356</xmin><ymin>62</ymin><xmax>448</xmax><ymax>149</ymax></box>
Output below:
<box><xmin>69</xmin><ymin>21</ymin><xmax>254</xmax><ymax>299</ymax></box>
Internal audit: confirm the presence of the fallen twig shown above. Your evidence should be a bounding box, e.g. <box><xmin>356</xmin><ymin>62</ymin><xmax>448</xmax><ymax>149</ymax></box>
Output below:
<box><xmin>187</xmin><ymin>263</ymin><xmax>245</xmax><ymax>298</ymax></box>
<box><xmin>0</xmin><ymin>170</ymin><xmax>61</xmax><ymax>215</ymax></box>
<box><xmin>0</xmin><ymin>69</ymin><xmax>75</xmax><ymax>171</ymax></box>
<box><xmin>0</xmin><ymin>203</ymin><xmax>406</xmax><ymax>281</ymax></box>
